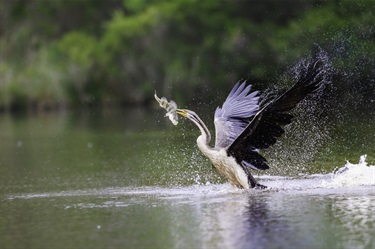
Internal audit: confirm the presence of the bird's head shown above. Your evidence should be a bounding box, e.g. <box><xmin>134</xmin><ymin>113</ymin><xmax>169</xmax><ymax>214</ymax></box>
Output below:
<box><xmin>177</xmin><ymin>109</ymin><xmax>211</xmax><ymax>143</ymax></box>
<box><xmin>176</xmin><ymin>109</ymin><xmax>202</xmax><ymax>124</ymax></box>
<box><xmin>178</xmin><ymin>108</ymin><xmax>208</xmax><ymax>127</ymax></box>
<box><xmin>177</xmin><ymin>109</ymin><xmax>205</xmax><ymax>127</ymax></box>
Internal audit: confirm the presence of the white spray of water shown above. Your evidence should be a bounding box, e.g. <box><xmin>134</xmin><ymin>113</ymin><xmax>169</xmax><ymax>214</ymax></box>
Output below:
<box><xmin>254</xmin><ymin>155</ymin><xmax>374</xmax><ymax>191</ymax></box>
<box><xmin>322</xmin><ymin>155</ymin><xmax>375</xmax><ymax>188</ymax></box>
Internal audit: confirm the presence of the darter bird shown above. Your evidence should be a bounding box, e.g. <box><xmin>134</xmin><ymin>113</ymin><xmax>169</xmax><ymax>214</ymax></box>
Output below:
<box><xmin>156</xmin><ymin>57</ymin><xmax>327</xmax><ymax>189</ymax></box>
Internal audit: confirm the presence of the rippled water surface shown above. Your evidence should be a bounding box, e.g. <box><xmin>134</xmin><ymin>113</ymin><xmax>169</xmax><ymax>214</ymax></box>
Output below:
<box><xmin>1</xmin><ymin>109</ymin><xmax>374</xmax><ymax>249</ymax></box>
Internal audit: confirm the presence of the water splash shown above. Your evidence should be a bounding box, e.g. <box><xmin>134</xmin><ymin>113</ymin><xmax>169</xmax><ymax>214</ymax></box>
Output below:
<box><xmin>322</xmin><ymin>155</ymin><xmax>375</xmax><ymax>188</ymax></box>
<box><xmin>258</xmin><ymin>155</ymin><xmax>374</xmax><ymax>191</ymax></box>
<box><xmin>265</xmin><ymin>49</ymin><xmax>334</xmax><ymax>175</ymax></box>
<box><xmin>8</xmin><ymin>156</ymin><xmax>374</xmax><ymax>204</ymax></box>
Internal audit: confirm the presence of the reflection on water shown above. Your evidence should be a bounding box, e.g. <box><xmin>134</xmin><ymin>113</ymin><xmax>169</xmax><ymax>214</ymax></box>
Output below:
<box><xmin>0</xmin><ymin>109</ymin><xmax>374</xmax><ymax>249</ymax></box>
<box><xmin>331</xmin><ymin>196</ymin><xmax>374</xmax><ymax>249</ymax></box>
<box><xmin>4</xmin><ymin>181</ymin><xmax>374</xmax><ymax>249</ymax></box>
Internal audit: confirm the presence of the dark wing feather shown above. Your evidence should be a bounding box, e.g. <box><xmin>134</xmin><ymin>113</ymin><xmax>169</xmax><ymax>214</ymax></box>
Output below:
<box><xmin>227</xmin><ymin>58</ymin><xmax>326</xmax><ymax>171</ymax></box>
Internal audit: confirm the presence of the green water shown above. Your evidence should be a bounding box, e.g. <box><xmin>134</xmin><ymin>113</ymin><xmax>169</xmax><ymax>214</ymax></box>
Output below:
<box><xmin>0</xmin><ymin>109</ymin><xmax>374</xmax><ymax>249</ymax></box>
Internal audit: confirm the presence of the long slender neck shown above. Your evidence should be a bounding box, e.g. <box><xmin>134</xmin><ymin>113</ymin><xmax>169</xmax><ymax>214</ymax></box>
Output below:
<box><xmin>191</xmin><ymin>115</ymin><xmax>211</xmax><ymax>146</ymax></box>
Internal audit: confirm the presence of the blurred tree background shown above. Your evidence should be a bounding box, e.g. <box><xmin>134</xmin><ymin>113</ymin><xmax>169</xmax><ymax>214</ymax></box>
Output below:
<box><xmin>0</xmin><ymin>0</ymin><xmax>374</xmax><ymax>113</ymax></box>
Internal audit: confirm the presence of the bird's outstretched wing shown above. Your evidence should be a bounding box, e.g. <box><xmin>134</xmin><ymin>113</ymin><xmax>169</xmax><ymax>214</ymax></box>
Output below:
<box><xmin>227</xmin><ymin>58</ymin><xmax>327</xmax><ymax>171</ymax></box>
<box><xmin>214</xmin><ymin>81</ymin><xmax>260</xmax><ymax>149</ymax></box>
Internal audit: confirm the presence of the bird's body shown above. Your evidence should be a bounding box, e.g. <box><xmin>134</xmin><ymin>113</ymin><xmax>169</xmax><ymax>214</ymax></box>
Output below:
<box><xmin>178</xmin><ymin>108</ymin><xmax>265</xmax><ymax>189</ymax></box>
<box><xmin>157</xmin><ymin>56</ymin><xmax>329</xmax><ymax>189</ymax></box>
<box><xmin>196</xmin><ymin>134</ymin><xmax>250</xmax><ymax>189</ymax></box>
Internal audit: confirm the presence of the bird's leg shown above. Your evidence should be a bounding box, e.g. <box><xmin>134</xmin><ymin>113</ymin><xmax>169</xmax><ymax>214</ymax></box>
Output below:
<box><xmin>244</xmin><ymin>168</ymin><xmax>267</xmax><ymax>189</ymax></box>
<box><xmin>255</xmin><ymin>183</ymin><xmax>268</xmax><ymax>189</ymax></box>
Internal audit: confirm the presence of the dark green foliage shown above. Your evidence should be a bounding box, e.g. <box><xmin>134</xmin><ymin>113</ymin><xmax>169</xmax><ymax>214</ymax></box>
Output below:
<box><xmin>0</xmin><ymin>0</ymin><xmax>373</xmax><ymax>112</ymax></box>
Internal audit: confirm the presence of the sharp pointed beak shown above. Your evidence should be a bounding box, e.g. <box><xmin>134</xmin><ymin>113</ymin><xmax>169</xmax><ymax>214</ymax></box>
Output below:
<box><xmin>177</xmin><ymin>109</ymin><xmax>188</xmax><ymax>118</ymax></box>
